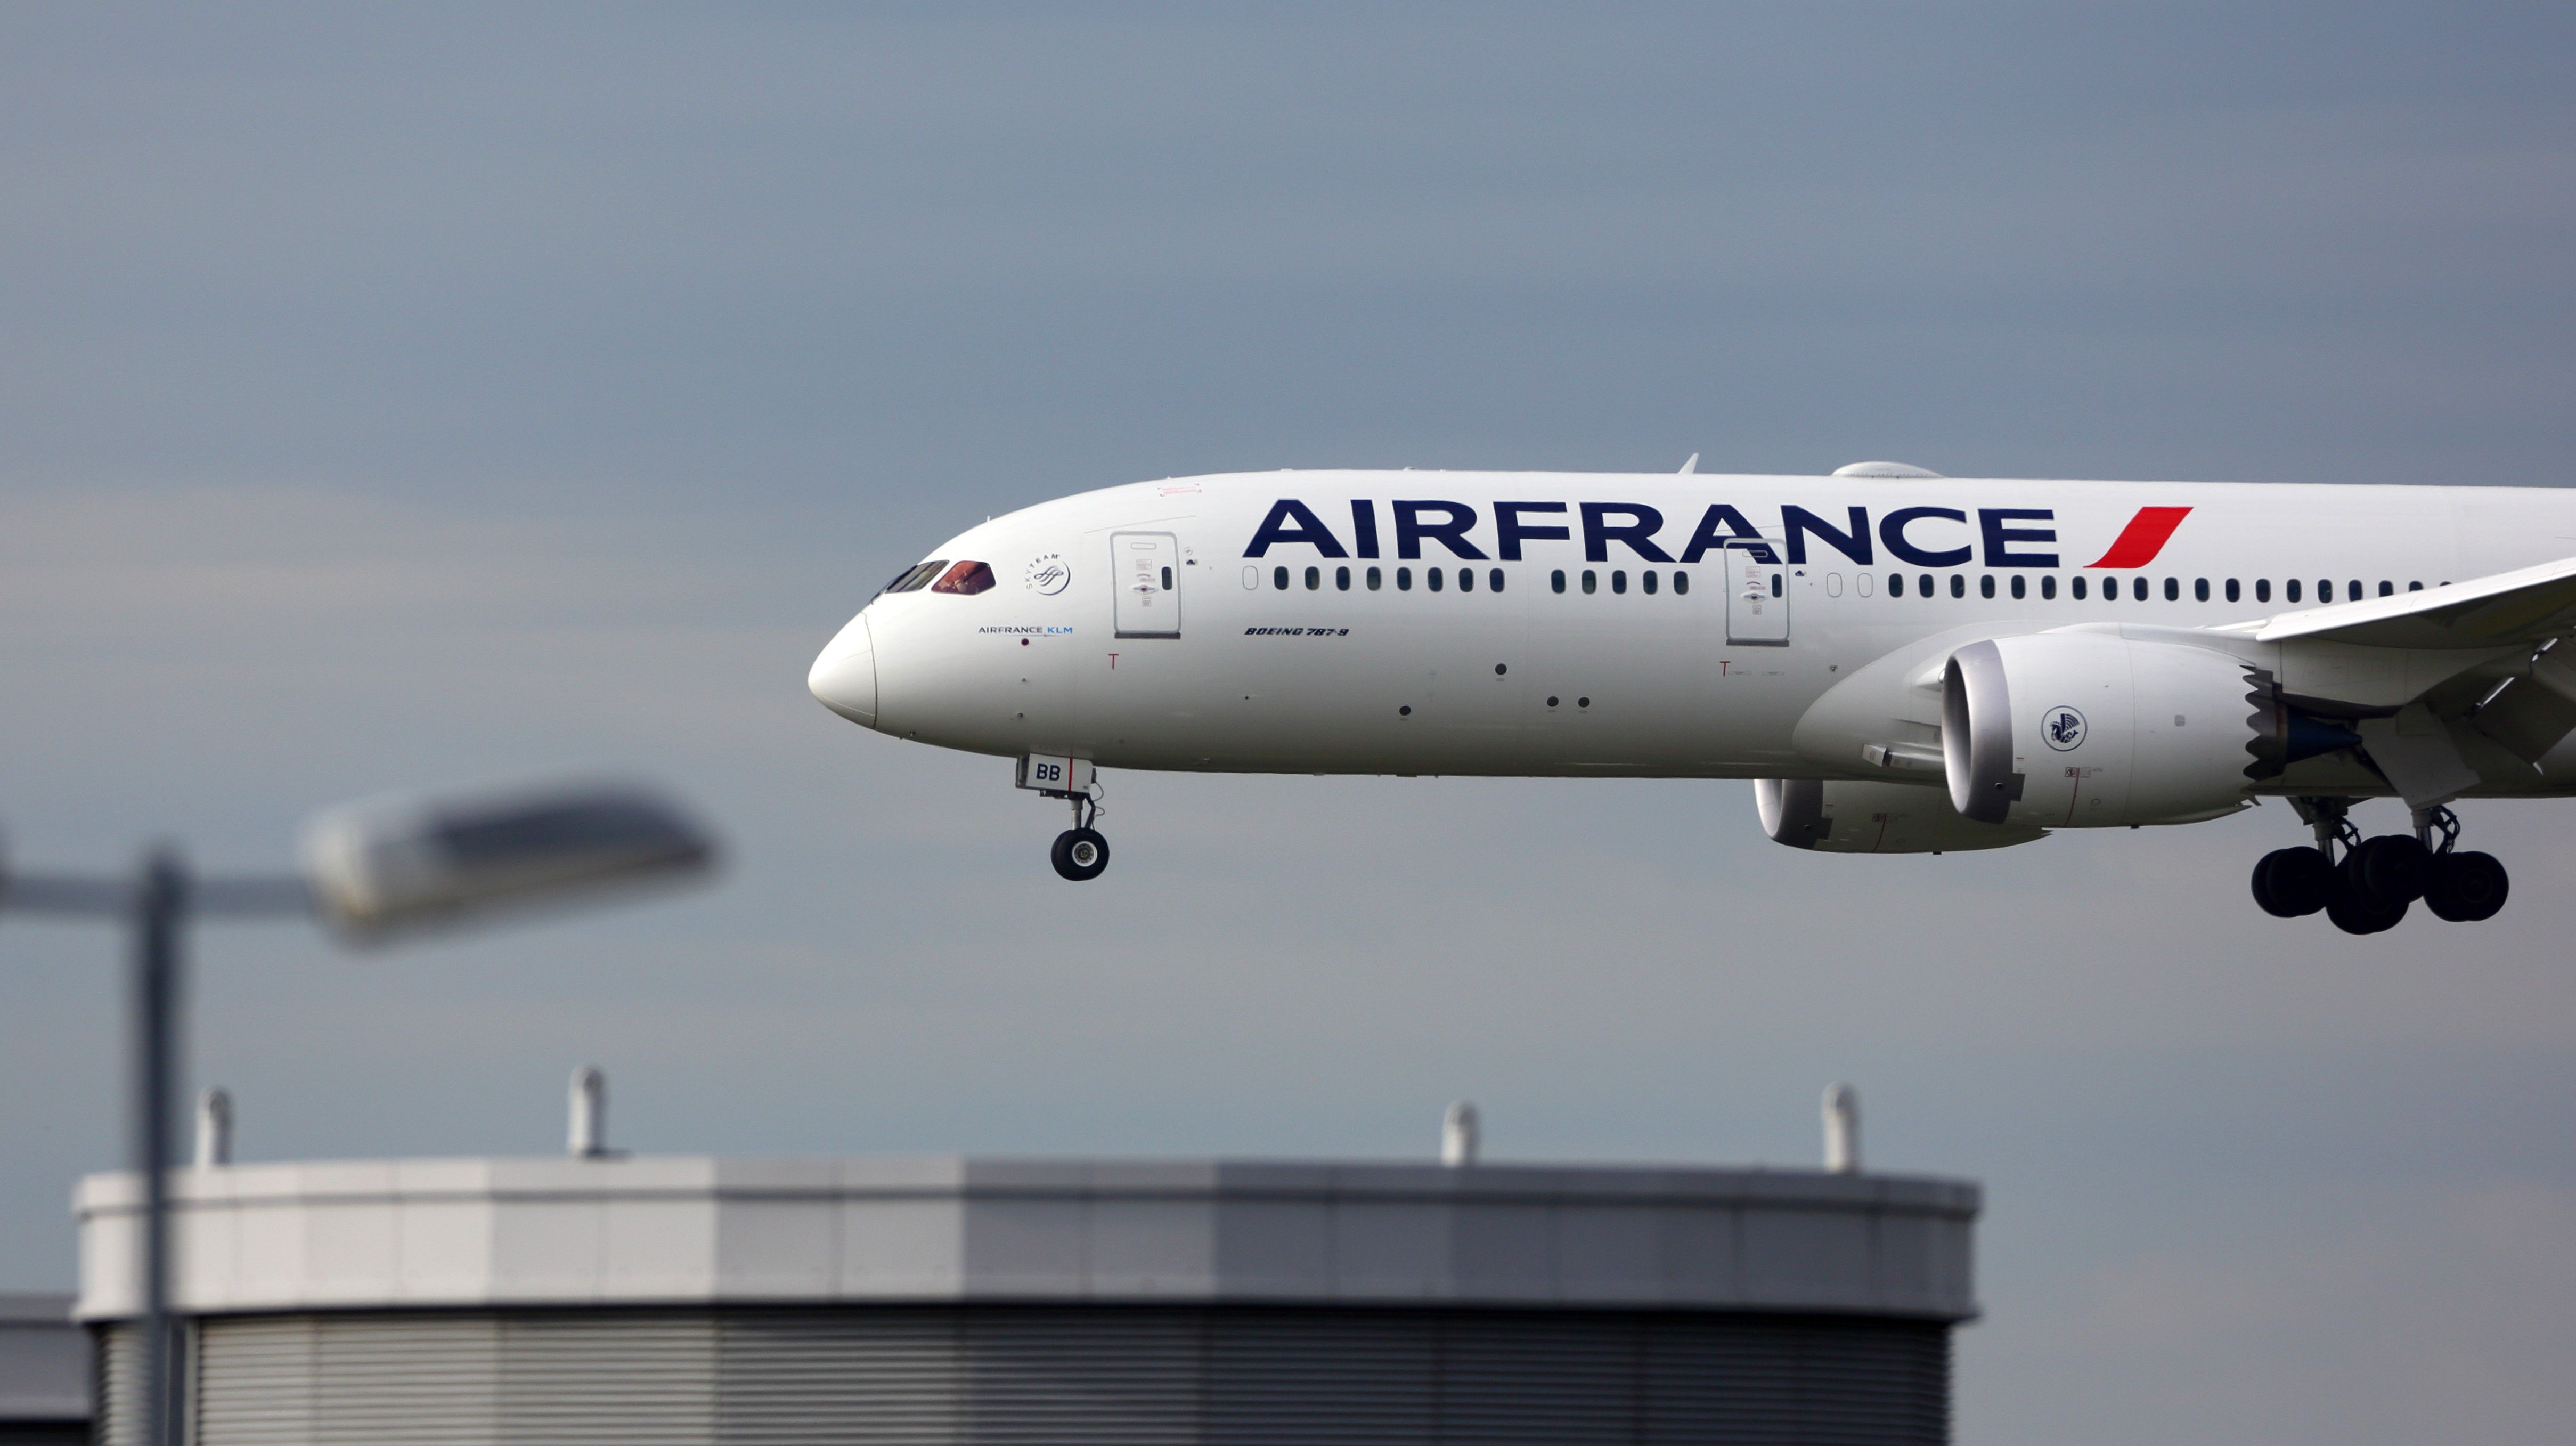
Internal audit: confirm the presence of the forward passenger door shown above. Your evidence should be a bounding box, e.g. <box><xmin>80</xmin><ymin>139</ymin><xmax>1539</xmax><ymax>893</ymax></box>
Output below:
<box><xmin>1112</xmin><ymin>532</ymin><xmax>1181</xmax><ymax>638</ymax></box>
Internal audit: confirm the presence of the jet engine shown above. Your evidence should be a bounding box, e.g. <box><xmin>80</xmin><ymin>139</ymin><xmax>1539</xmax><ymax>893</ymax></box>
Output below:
<box><xmin>1757</xmin><ymin>777</ymin><xmax>2048</xmax><ymax>854</ymax></box>
<box><xmin>1941</xmin><ymin>633</ymin><xmax>2281</xmax><ymax>828</ymax></box>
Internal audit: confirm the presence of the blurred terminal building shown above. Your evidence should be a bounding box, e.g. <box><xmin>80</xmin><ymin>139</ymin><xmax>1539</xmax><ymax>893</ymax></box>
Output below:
<box><xmin>69</xmin><ymin>1083</ymin><xmax>1977</xmax><ymax>1444</ymax></box>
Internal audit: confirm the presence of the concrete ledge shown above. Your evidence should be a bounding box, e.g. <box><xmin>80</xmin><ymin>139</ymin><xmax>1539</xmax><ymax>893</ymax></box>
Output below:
<box><xmin>77</xmin><ymin>1157</ymin><xmax>1978</xmax><ymax>1323</ymax></box>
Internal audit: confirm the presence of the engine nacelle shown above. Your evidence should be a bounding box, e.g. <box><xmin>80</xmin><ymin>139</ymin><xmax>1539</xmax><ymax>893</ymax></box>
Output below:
<box><xmin>1942</xmin><ymin>633</ymin><xmax>2261</xmax><ymax>828</ymax></box>
<box><xmin>1757</xmin><ymin>777</ymin><xmax>2048</xmax><ymax>854</ymax></box>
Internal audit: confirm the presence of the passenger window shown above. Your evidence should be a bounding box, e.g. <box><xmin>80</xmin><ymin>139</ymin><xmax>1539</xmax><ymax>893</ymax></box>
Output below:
<box><xmin>1949</xmin><ymin>574</ymin><xmax>1964</xmax><ymax>599</ymax></box>
<box><xmin>1643</xmin><ymin>570</ymin><xmax>1660</xmax><ymax>595</ymax></box>
<box><xmin>1582</xmin><ymin>570</ymin><xmax>1597</xmax><ymax>594</ymax></box>
<box><xmin>1336</xmin><ymin>566</ymin><xmax>1351</xmax><ymax>591</ymax></box>
<box><xmin>2132</xmin><ymin>576</ymin><xmax>2148</xmax><ymax>602</ymax></box>
<box><xmin>1673</xmin><ymin>570</ymin><xmax>1689</xmax><ymax>595</ymax></box>
<box><xmin>1889</xmin><ymin>573</ymin><xmax>1905</xmax><ymax>597</ymax></box>
<box><xmin>1305</xmin><ymin>566</ymin><xmax>1320</xmax><ymax>591</ymax></box>
<box><xmin>1611</xmin><ymin>570</ymin><xmax>1628</xmax><ymax>595</ymax></box>
<box><xmin>2041</xmin><ymin>575</ymin><xmax>2056</xmax><ymax>600</ymax></box>
<box><xmin>1551</xmin><ymin>568</ymin><xmax>1566</xmax><ymax>594</ymax></box>
<box><xmin>2071</xmin><ymin>575</ymin><xmax>2086</xmax><ymax>600</ymax></box>
<box><xmin>1398</xmin><ymin>567</ymin><xmax>1413</xmax><ymax>591</ymax></box>
<box><xmin>1367</xmin><ymin>566</ymin><xmax>1383</xmax><ymax>591</ymax></box>
<box><xmin>1771</xmin><ymin>574</ymin><xmax>1783</xmax><ymax>597</ymax></box>
<box><xmin>2408</xmin><ymin>581</ymin><xmax>2423</xmax><ymax>591</ymax></box>
<box><xmin>1457</xmin><ymin>567</ymin><xmax>1473</xmax><ymax>592</ymax></box>
<box><xmin>1979</xmin><ymin>575</ymin><xmax>1995</xmax><ymax>599</ymax></box>
<box><xmin>2256</xmin><ymin>579</ymin><xmax>2270</xmax><ymax>602</ymax></box>
<box><xmin>2225</xmin><ymin>578</ymin><xmax>2239</xmax><ymax>602</ymax></box>
<box><xmin>932</xmin><ymin>560</ymin><xmax>997</xmax><ymax>595</ymax></box>
<box><xmin>1919</xmin><ymin>573</ymin><xmax>1933</xmax><ymax>597</ymax></box>
<box><xmin>1274</xmin><ymin>566</ymin><xmax>1289</xmax><ymax>590</ymax></box>
<box><xmin>2317</xmin><ymin>579</ymin><xmax>2332</xmax><ymax>602</ymax></box>
<box><xmin>1161</xmin><ymin>566</ymin><xmax>1173</xmax><ymax>590</ymax></box>
<box><xmin>1428</xmin><ymin>567</ymin><xmax>1445</xmax><ymax>592</ymax></box>
<box><xmin>2349</xmin><ymin>580</ymin><xmax>2361</xmax><ymax>600</ymax></box>
<box><xmin>2010</xmin><ymin>574</ymin><xmax>2025</xmax><ymax>599</ymax></box>
<box><xmin>2378</xmin><ymin>581</ymin><xmax>2392</xmax><ymax>596</ymax></box>
<box><xmin>1490</xmin><ymin>568</ymin><xmax>1505</xmax><ymax>593</ymax></box>
<box><xmin>2286</xmin><ymin>579</ymin><xmax>2301</xmax><ymax>603</ymax></box>
<box><xmin>2195</xmin><ymin>578</ymin><xmax>2210</xmax><ymax>602</ymax></box>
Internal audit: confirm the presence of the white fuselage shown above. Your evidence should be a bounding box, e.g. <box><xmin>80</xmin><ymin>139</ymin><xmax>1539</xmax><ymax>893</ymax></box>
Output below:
<box><xmin>809</xmin><ymin>471</ymin><xmax>2576</xmax><ymax>796</ymax></box>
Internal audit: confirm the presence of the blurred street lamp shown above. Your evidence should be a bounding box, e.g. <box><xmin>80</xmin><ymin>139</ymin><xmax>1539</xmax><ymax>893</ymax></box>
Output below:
<box><xmin>0</xmin><ymin>780</ymin><xmax>716</xmax><ymax>1446</ymax></box>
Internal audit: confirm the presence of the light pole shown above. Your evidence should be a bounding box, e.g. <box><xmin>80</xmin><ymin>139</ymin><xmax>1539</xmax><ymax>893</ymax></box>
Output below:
<box><xmin>0</xmin><ymin>781</ymin><xmax>716</xmax><ymax>1446</ymax></box>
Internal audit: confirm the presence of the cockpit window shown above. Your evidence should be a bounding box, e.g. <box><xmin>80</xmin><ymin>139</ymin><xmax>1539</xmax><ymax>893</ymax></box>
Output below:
<box><xmin>931</xmin><ymin>560</ymin><xmax>996</xmax><ymax>595</ymax></box>
<box><xmin>886</xmin><ymin>560</ymin><xmax>949</xmax><ymax>594</ymax></box>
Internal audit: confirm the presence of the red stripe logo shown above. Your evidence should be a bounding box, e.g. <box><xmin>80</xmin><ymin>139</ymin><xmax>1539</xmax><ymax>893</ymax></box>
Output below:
<box><xmin>2084</xmin><ymin>506</ymin><xmax>2191</xmax><ymax>568</ymax></box>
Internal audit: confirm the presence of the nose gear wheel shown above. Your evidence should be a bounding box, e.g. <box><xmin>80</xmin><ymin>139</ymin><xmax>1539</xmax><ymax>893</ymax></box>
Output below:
<box><xmin>1042</xmin><ymin>784</ymin><xmax>1111</xmax><ymax>881</ymax></box>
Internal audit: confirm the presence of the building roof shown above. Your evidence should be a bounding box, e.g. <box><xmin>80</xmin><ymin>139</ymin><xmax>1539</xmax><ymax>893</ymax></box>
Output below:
<box><xmin>78</xmin><ymin>1155</ymin><xmax>1977</xmax><ymax>1324</ymax></box>
<box><xmin>0</xmin><ymin>1293</ymin><xmax>86</xmax><ymax>1424</ymax></box>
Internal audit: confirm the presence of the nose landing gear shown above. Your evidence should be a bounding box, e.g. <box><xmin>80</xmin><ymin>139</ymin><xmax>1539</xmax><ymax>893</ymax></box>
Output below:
<box><xmin>1049</xmin><ymin>791</ymin><xmax>1110</xmax><ymax>882</ymax></box>
<box><xmin>1017</xmin><ymin>753</ymin><xmax>1112</xmax><ymax>881</ymax></box>
<box><xmin>2253</xmin><ymin>799</ymin><xmax>2508</xmax><ymax>931</ymax></box>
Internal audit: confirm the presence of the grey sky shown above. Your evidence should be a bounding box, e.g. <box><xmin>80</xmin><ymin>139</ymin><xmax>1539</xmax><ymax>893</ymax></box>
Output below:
<box><xmin>4</xmin><ymin>5</ymin><xmax>2574</xmax><ymax>1441</ymax></box>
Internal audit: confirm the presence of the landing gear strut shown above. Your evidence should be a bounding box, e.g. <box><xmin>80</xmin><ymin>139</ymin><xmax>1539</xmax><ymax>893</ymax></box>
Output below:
<box><xmin>2251</xmin><ymin>799</ymin><xmax>2507</xmax><ymax>931</ymax></box>
<box><xmin>1049</xmin><ymin>790</ymin><xmax>1110</xmax><ymax>882</ymax></box>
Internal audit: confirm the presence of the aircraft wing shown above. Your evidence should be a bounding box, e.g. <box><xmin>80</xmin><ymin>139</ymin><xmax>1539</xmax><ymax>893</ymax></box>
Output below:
<box><xmin>2221</xmin><ymin>554</ymin><xmax>2576</xmax><ymax>650</ymax></box>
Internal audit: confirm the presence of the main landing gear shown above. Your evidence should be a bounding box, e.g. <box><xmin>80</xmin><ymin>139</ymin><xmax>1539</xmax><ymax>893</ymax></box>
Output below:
<box><xmin>2251</xmin><ymin>799</ymin><xmax>2509</xmax><ymax>933</ymax></box>
<box><xmin>1049</xmin><ymin>790</ymin><xmax>1110</xmax><ymax>882</ymax></box>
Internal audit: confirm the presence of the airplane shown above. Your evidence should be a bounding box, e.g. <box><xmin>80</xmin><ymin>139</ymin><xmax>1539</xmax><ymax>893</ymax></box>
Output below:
<box><xmin>809</xmin><ymin>461</ymin><xmax>2576</xmax><ymax>933</ymax></box>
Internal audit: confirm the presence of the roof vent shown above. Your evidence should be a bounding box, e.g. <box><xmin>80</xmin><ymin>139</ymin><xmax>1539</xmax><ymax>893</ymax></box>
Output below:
<box><xmin>1823</xmin><ymin>1083</ymin><xmax>1861</xmax><ymax>1173</ymax></box>
<box><xmin>1831</xmin><ymin>461</ymin><xmax>1944</xmax><ymax>479</ymax></box>
<box><xmin>195</xmin><ymin>1087</ymin><xmax>233</xmax><ymax>1168</ymax></box>
<box><xmin>569</xmin><ymin>1067</ymin><xmax>611</xmax><ymax>1159</ymax></box>
<box><xmin>1441</xmin><ymin>1101</ymin><xmax>1479</xmax><ymax>1167</ymax></box>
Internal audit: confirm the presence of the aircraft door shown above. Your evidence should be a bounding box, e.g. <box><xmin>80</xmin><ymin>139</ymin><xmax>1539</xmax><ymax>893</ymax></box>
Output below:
<box><xmin>1112</xmin><ymin>532</ymin><xmax>1181</xmax><ymax>638</ymax></box>
<box><xmin>1725</xmin><ymin>541</ymin><xmax>1789</xmax><ymax>645</ymax></box>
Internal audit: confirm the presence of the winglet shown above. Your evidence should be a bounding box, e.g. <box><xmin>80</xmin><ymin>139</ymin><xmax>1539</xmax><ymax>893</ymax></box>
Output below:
<box><xmin>1679</xmin><ymin>453</ymin><xmax>1699</xmax><ymax>475</ymax></box>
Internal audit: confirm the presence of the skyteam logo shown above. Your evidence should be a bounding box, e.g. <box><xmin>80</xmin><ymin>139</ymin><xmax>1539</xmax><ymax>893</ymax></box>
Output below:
<box><xmin>2042</xmin><ymin>706</ymin><xmax>2088</xmax><ymax>751</ymax></box>
<box><xmin>1024</xmin><ymin>554</ymin><xmax>1071</xmax><ymax>595</ymax></box>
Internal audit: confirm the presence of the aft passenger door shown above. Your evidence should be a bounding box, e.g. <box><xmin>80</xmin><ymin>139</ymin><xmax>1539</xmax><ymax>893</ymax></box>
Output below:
<box><xmin>1725</xmin><ymin>541</ymin><xmax>1789</xmax><ymax>645</ymax></box>
<box><xmin>1112</xmin><ymin>531</ymin><xmax>1181</xmax><ymax>638</ymax></box>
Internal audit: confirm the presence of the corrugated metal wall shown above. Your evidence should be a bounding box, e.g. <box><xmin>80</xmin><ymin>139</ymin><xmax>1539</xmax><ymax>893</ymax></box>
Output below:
<box><xmin>101</xmin><ymin>1305</ymin><xmax>1950</xmax><ymax>1445</ymax></box>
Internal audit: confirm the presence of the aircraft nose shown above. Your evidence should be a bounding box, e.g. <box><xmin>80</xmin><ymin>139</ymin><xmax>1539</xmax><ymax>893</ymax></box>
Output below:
<box><xmin>808</xmin><ymin>615</ymin><xmax>878</xmax><ymax>726</ymax></box>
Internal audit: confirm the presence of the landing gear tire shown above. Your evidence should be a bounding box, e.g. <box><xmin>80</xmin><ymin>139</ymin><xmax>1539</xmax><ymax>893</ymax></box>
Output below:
<box><xmin>2424</xmin><ymin>849</ymin><xmax>2508</xmax><ymax>922</ymax></box>
<box><xmin>2352</xmin><ymin>834</ymin><xmax>2431</xmax><ymax>904</ymax></box>
<box><xmin>1051</xmin><ymin>827</ymin><xmax>1110</xmax><ymax>882</ymax></box>
<box><xmin>2253</xmin><ymin>848</ymin><xmax>2332</xmax><ymax>917</ymax></box>
<box><xmin>2326</xmin><ymin>855</ymin><xmax>2408</xmax><ymax>935</ymax></box>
